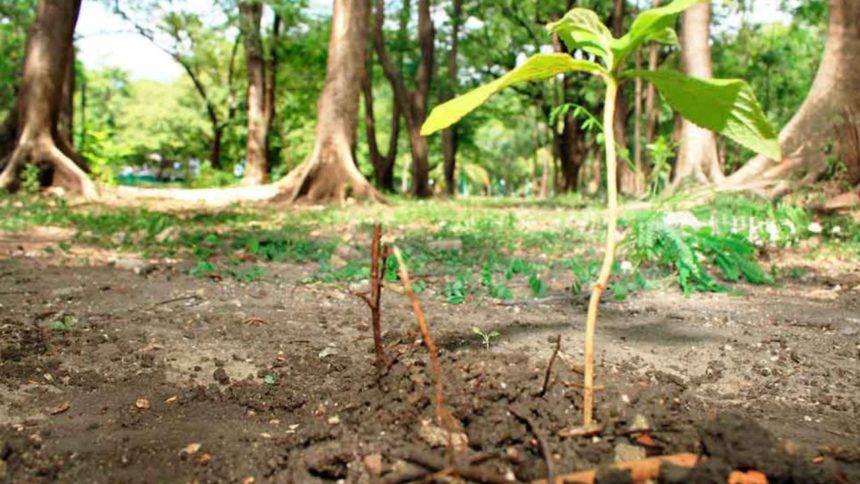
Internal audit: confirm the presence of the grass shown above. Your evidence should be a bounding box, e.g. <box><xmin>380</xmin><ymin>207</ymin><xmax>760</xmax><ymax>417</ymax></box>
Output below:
<box><xmin>0</xmin><ymin>192</ymin><xmax>855</xmax><ymax>300</ymax></box>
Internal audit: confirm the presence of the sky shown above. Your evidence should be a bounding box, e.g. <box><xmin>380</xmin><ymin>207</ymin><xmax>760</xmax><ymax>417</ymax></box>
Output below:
<box><xmin>76</xmin><ymin>0</ymin><xmax>792</xmax><ymax>84</ymax></box>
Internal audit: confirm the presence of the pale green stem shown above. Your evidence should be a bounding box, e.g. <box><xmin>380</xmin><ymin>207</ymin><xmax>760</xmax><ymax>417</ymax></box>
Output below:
<box><xmin>583</xmin><ymin>77</ymin><xmax>620</xmax><ymax>427</ymax></box>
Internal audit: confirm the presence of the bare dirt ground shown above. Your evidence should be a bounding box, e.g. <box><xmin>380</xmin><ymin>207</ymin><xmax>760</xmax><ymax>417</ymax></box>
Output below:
<box><xmin>1</xmin><ymin>229</ymin><xmax>859</xmax><ymax>483</ymax></box>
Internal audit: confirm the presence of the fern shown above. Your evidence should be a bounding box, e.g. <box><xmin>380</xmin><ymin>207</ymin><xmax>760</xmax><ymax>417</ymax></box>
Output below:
<box><xmin>627</xmin><ymin>214</ymin><xmax>772</xmax><ymax>296</ymax></box>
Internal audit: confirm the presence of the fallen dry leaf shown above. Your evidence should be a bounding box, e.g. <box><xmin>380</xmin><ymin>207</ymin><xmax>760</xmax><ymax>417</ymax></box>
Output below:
<box><xmin>363</xmin><ymin>453</ymin><xmax>383</xmax><ymax>477</ymax></box>
<box><xmin>47</xmin><ymin>402</ymin><xmax>70</xmax><ymax>415</ymax></box>
<box><xmin>164</xmin><ymin>396</ymin><xmax>178</xmax><ymax>404</ymax></box>
<box><xmin>135</xmin><ymin>399</ymin><xmax>151</xmax><ymax>410</ymax></box>
<box><xmin>728</xmin><ymin>470</ymin><xmax>768</xmax><ymax>484</ymax></box>
<box><xmin>197</xmin><ymin>453</ymin><xmax>211</xmax><ymax>465</ymax></box>
<box><xmin>179</xmin><ymin>443</ymin><xmax>202</xmax><ymax>459</ymax></box>
<box><xmin>240</xmin><ymin>478</ymin><xmax>256</xmax><ymax>484</ymax></box>
<box><xmin>813</xmin><ymin>456</ymin><xmax>825</xmax><ymax>464</ymax></box>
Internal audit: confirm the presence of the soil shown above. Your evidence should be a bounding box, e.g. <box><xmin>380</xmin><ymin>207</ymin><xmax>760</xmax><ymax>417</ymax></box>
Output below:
<box><xmin>1</xmin><ymin>228</ymin><xmax>859</xmax><ymax>483</ymax></box>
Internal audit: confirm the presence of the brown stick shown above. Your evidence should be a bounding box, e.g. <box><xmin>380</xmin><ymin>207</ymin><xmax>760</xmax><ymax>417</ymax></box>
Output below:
<box><xmin>539</xmin><ymin>335</ymin><xmax>562</xmax><ymax>397</ymax></box>
<box><xmin>531</xmin><ymin>453</ymin><xmax>701</xmax><ymax>484</ymax></box>
<box><xmin>369</xmin><ymin>224</ymin><xmax>387</xmax><ymax>370</ymax></box>
<box><xmin>392</xmin><ymin>247</ymin><xmax>447</xmax><ymax>428</ymax></box>
<box><xmin>353</xmin><ymin>224</ymin><xmax>388</xmax><ymax>372</ymax></box>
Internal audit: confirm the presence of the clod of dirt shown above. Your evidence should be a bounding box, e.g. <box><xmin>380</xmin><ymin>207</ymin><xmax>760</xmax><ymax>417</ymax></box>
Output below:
<box><xmin>213</xmin><ymin>367</ymin><xmax>230</xmax><ymax>385</ymax></box>
<box><xmin>418</xmin><ymin>420</ymin><xmax>469</xmax><ymax>450</ymax></box>
<box><xmin>680</xmin><ymin>413</ymin><xmax>837</xmax><ymax>483</ymax></box>
<box><xmin>614</xmin><ymin>443</ymin><xmax>647</xmax><ymax>463</ymax></box>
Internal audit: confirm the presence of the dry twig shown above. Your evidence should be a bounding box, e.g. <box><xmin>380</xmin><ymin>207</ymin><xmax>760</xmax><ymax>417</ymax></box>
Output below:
<box><xmin>539</xmin><ymin>335</ymin><xmax>562</xmax><ymax>397</ymax></box>
<box><xmin>353</xmin><ymin>224</ymin><xmax>389</xmax><ymax>371</ymax></box>
<box><xmin>392</xmin><ymin>247</ymin><xmax>450</xmax><ymax>431</ymax></box>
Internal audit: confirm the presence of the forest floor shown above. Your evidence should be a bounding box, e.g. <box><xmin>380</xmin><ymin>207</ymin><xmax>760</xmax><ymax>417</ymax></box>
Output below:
<box><xmin>0</xmin><ymin>194</ymin><xmax>859</xmax><ymax>483</ymax></box>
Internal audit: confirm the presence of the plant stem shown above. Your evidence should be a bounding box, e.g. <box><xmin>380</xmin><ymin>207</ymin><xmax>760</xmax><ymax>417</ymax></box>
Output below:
<box><xmin>583</xmin><ymin>77</ymin><xmax>620</xmax><ymax>427</ymax></box>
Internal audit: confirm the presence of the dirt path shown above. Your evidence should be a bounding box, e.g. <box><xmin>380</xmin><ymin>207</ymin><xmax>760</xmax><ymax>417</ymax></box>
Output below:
<box><xmin>1</xmin><ymin>246</ymin><xmax>859</xmax><ymax>482</ymax></box>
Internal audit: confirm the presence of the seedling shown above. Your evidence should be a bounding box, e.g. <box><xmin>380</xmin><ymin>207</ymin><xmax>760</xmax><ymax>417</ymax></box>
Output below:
<box><xmin>52</xmin><ymin>316</ymin><xmax>79</xmax><ymax>332</ymax></box>
<box><xmin>421</xmin><ymin>0</ymin><xmax>780</xmax><ymax>426</ymax></box>
<box><xmin>472</xmin><ymin>327</ymin><xmax>500</xmax><ymax>350</ymax></box>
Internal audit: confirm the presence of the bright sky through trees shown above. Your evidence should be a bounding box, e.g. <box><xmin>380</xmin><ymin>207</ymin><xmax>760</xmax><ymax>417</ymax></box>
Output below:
<box><xmin>77</xmin><ymin>0</ymin><xmax>790</xmax><ymax>83</ymax></box>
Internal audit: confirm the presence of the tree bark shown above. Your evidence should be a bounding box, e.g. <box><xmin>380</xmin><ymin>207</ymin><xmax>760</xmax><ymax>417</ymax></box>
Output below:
<box><xmin>672</xmin><ymin>2</ymin><xmax>723</xmax><ymax>188</ymax></box>
<box><xmin>612</xmin><ymin>0</ymin><xmax>643</xmax><ymax>196</ymax></box>
<box><xmin>559</xmin><ymin>114</ymin><xmax>586</xmax><ymax>191</ymax></box>
<box><xmin>725</xmin><ymin>0</ymin><xmax>860</xmax><ymax>197</ymax></box>
<box><xmin>0</xmin><ymin>0</ymin><xmax>96</xmax><ymax>198</ymax></box>
<box><xmin>644</xmin><ymin>0</ymin><xmax>661</xmax><ymax>151</ymax></box>
<box><xmin>239</xmin><ymin>1</ymin><xmax>269</xmax><ymax>185</ymax></box>
<box><xmin>441</xmin><ymin>0</ymin><xmax>463</xmax><ymax>196</ymax></box>
<box><xmin>362</xmin><ymin>56</ymin><xmax>400</xmax><ymax>192</ymax></box>
<box><xmin>374</xmin><ymin>0</ymin><xmax>435</xmax><ymax>198</ymax></box>
<box><xmin>273</xmin><ymin>0</ymin><xmax>382</xmax><ymax>203</ymax></box>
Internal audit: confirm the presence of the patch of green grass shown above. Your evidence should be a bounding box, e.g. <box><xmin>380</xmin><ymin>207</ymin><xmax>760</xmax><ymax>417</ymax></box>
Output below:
<box><xmin>2</xmin><ymin>192</ymin><xmax>849</xmax><ymax>302</ymax></box>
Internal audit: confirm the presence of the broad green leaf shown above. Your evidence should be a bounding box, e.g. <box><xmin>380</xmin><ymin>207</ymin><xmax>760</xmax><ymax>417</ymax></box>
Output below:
<box><xmin>421</xmin><ymin>54</ymin><xmax>605</xmax><ymax>136</ymax></box>
<box><xmin>547</xmin><ymin>9</ymin><xmax>615</xmax><ymax>62</ymax></box>
<box><xmin>633</xmin><ymin>70</ymin><xmax>781</xmax><ymax>160</ymax></box>
<box><xmin>611</xmin><ymin>0</ymin><xmax>706</xmax><ymax>69</ymax></box>
<box><xmin>645</xmin><ymin>27</ymin><xmax>680</xmax><ymax>46</ymax></box>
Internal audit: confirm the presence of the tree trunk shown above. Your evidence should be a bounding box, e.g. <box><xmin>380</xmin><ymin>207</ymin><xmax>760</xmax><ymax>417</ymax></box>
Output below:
<box><xmin>559</xmin><ymin>114</ymin><xmax>585</xmax><ymax>191</ymax></box>
<box><xmin>672</xmin><ymin>2</ymin><xmax>723</xmax><ymax>188</ymax></box>
<box><xmin>265</xmin><ymin>13</ymin><xmax>281</xmax><ymax>161</ymax></box>
<box><xmin>612</xmin><ymin>0</ymin><xmax>643</xmax><ymax>196</ymax></box>
<box><xmin>375</xmin><ymin>0</ymin><xmax>434</xmax><ymax>198</ymax></box>
<box><xmin>644</xmin><ymin>0</ymin><xmax>661</xmax><ymax>152</ymax></box>
<box><xmin>274</xmin><ymin>0</ymin><xmax>382</xmax><ymax>203</ymax></box>
<box><xmin>363</xmin><ymin>58</ymin><xmax>400</xmax><ymax>192</ymax></box>
<box><xmin>0</xmin><ymin>0</ymin><xmax>96</xmax><ymax>198</ymax></box>
<box><xmin>239</xmin><ymin>1</ymin><xmax>269</xmax><ymax>185</ymax></box>
<box><xmin>725</xmin><ymin>0</ymin><xmax>860</xmax><ymax>197</ymax></box>
<box><xmin>441</xmin><ymin>0</ymin><xmax>463</xmax><ymax>196</ymax></box>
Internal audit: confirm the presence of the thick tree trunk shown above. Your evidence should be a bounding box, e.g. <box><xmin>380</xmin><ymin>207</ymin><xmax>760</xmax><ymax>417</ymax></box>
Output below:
<box><xmin>672</xmin><ymin>2</ymin><xmax>723</xmax><ymax>188</ymax></box>
<box><xmin>239</xmin><ymin>1</ymin><xmax>269</xmax><ymax>185</ymax></box>
<box><xmin>559</xmin><ymin>115</ymin><xmax>585</xmax><ymax>191</ymax></box>
<box><xmin>725</xmin><ymin>0</ymin><xmax>860</xmax><ymax>197</ymax></box>
<box><xmin>441</xmin><ymin>0</ymin><xmax>463</xmax><ymax>197</ymax></box>
<box><xmin>114</xmin><ymin>0</ymin><xmax>379</xmax><ymax>205</ymax></box>
<box><xmin>375</xmin><ymin>0</ymin><xmax>434</xmax><ymax>198</ymax></box>
<box><xmin>274</xmin><ymin>0</ymin><xmax>381</xmax><ymax>203</ymax></box>
<box><xmin>0</xmin><ymin>0</ymin><xmax>96</xmax><ymax>198</ymax></box>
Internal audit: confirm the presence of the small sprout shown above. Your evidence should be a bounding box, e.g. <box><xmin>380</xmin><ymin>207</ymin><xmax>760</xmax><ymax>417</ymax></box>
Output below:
<box><xmin>472</xmin><ymin>327</ymin><xmax>500</xmax><ymax>350</ymax></box>
<box><xmin>262</xmin><ymin>374</ymin><xmax>275</xmax><ymax>385</ymax></box>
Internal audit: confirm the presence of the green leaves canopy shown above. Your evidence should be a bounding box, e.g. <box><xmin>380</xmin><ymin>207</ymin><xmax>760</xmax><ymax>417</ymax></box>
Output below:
<box><xmin>421</xmin><ymin>54</ymin><xmax>605</xmax><ymax>136</ymax></box>
<box><xmin>633</xmin><ymin>70</ymin><xmax>781</xmax><ymax>160</ymax></box>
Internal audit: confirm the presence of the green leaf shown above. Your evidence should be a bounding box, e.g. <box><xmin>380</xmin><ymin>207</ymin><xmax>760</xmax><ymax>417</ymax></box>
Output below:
<box><xmin>547</xmin><ymin>8</ymin><xmax>614</xmax><ymax>62</ymax></box>
<box><xmin>645</xmin><ymin>27</ymin><xmax>680</xmax><ymax>46</ymax></box>
<box><xmin>611</xmin><ymin>0</ymin><xmax>706</xmax><ymax>68</ymax></box>
<box><xmin>421</xmin><ymin>54</ymin><xmax>605</xmax><ymax>136</ymax></box>
<box><xmin>632</xmin><ymin>70</ymin><xmax>781</xmax><ymax>160</ymax></box>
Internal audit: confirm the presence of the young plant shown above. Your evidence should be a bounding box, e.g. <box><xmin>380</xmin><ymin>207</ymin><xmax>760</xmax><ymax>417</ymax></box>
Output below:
<box><xmin>421</xmin><ymin>0</ymin><xmax>780</xmax><ymax>427</ymax></box>
<box><xmin>472</xmin><ymin>327</ymin><xmax>500</xmax><ymax>350</ymax></box>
